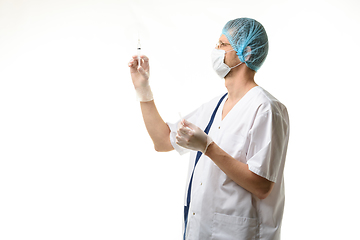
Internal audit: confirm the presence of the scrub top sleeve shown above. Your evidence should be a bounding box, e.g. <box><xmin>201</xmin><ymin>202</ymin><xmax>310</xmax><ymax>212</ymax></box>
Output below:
<box><xmin>246</xmin><ymin>110</ymin><xmax>289</xmax><ymax>183</ymax></box>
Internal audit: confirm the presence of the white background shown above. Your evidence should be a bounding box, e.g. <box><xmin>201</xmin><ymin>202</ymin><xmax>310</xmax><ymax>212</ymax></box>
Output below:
<box><xmin>1</xmin><ymin>0</ymin><xmax>360</xmax><ymax>239</ymax></box>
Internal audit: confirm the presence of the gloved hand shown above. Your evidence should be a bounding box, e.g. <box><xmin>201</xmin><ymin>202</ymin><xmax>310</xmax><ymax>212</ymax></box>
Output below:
<box><xmin>176</xmin><ymin>119</ymin><xmax>214</xmax><ymax>153</ymax></box>
<box><xmin>128</xmin><ymin>55</ymin><xmax>153</xmax><ymax>102</ymax></box>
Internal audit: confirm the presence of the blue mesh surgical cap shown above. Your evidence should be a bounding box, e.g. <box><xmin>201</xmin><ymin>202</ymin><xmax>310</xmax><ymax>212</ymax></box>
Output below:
<box><xmin>222</xmin><ymin>18</ymin><xmax>269</xmax><ymax>72</ymax></box>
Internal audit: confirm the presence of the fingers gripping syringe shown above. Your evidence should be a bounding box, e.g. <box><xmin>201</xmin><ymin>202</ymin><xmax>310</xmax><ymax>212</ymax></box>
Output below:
<box><xmin>137</xmin><ymin>39</ymin><xmax>141</xmax><ymax>67</ymax></box>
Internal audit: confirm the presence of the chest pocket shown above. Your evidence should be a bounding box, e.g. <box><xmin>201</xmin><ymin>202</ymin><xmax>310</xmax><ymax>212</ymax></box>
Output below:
<box><xmin>218</xmin><ymin>133</ymin><xmax>247</xmax><ymax>162</ymax></box>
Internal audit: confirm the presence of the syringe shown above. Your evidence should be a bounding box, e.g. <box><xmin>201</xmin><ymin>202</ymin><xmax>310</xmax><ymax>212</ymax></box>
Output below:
<box><xmin>137</xmin><ymin>39</ymin><xmax>141</xmax><ymax>67</ymax></box>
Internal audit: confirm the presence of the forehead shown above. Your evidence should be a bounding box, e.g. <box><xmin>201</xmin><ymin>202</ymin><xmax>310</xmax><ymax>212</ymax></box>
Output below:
<box><xmin>219</xmin><ymin>34</ymin><xmax>229</xmax><ymax>43</ymax></box>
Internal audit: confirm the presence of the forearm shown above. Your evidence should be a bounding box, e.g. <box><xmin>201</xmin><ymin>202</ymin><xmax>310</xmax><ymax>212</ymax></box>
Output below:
<box><xmin>140</xmin><ymin>100</ymin><xmax>174</xmax><ymax>152</ymax></box>
<box><xmin>205</xmin><ymin>142</ymin><xmax>274</xmax><ymax>199</ymax></box>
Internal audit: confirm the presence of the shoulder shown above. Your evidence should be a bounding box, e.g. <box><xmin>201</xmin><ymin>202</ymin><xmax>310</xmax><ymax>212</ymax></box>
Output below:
<box><xmin>252</xmin><ymin>87</ymin><xmax>289</xmax><ymax>123</ymax></box>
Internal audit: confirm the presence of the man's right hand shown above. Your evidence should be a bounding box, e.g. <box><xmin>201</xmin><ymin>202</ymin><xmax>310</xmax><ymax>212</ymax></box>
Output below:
<box><xmin>128</xmin><ymin>55</ymin><xmax>153</xmax><ymax>102</ymax></box>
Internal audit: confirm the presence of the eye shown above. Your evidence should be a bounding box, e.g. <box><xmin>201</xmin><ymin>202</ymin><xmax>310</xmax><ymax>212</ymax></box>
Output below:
<box><xmin>216</xmin><ymin>42</ymin><xmax>224</xmax><ymax>48</ymax></box>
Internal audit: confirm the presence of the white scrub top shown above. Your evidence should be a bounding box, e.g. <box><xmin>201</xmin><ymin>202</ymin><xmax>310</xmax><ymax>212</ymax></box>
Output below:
<box><xmin>167</xmin><ymin>86</ymin><xmax>290</xmax><ymax>240</ymax></box>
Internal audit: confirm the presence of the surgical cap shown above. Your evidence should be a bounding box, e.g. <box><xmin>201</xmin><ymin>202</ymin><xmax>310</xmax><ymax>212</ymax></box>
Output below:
<box><xmin>222</xmin><ymin>18</ymin><xmax>269</xmax><ymax>72</ymax></box>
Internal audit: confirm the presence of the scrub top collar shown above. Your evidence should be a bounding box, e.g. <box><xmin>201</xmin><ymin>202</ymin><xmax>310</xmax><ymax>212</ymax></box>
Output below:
<box><xmin>220</xmin><ymin>86</ymin><xmax>261</xmax><ymax>123</ymax></box>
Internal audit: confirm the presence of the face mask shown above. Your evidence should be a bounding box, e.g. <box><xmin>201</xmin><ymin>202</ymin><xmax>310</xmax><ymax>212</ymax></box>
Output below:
<box><xmin>211</xmin><ymin>48</ymin><xmax>243</xmax><ymax>78</ymax></box>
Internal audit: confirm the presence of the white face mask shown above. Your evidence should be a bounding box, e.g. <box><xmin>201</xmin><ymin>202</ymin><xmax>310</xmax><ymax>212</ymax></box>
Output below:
<box><xmin>211</xmin><ymin>48</ymin><xmax>243</xmax><ymax>78</ymax></box>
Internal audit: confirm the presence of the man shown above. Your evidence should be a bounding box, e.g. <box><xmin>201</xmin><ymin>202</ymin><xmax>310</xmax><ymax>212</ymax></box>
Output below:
<box><xmin>128</xmin><ymin>18</ymin><xmax>289</xmax><ymax>240</ymax></box>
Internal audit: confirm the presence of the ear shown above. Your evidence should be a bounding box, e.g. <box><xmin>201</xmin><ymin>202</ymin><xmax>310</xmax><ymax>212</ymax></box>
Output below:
<box><xmin>244</xmin><ymin>46</ymin><xmax>251</xmax><ymax>62</ymax></box>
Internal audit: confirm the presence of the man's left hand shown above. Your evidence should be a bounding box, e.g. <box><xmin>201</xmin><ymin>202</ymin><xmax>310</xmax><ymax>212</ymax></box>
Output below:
<box><xmin>176</xmin><ymin>119</ymin><xmax>213</xmax><ymax>153</ymax></box>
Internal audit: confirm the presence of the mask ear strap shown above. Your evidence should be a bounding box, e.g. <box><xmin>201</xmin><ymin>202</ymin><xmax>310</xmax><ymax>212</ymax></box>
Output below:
<box><xmin>225</xmin><ymin>49</ymin><xmax>243</xmax><ymax>69</ymax></box>
<box><xmin>225</xmin><ymin>49</ymin><xmax>235</xmax><ymax>54</ymax></box>
<box><xmin>230</xmin><ymin>61</ymin><xmax>243</xmax><ymax>69</ymax></box>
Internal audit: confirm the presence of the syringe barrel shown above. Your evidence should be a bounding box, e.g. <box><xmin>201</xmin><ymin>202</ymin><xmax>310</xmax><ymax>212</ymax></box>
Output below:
<box><xmin>137</xmin><ymin>40</ymin><xmax>141</xmax><ymax>66</ymax></box>
<box><xmin>137</xmin><ymin>40</ymin><xmax>141</xmax><ymax>52</ymax></box>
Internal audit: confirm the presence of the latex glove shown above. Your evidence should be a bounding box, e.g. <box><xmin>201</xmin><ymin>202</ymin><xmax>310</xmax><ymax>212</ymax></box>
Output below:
<box><xmin>176</xmin><ymin>119</ymin><xmax>214</xmax><ymax>153</ymax></box>
<box><xmin>128</xmin><ymin>55</ymin><xmax>153</xmax><ymax>102</ymax></box>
